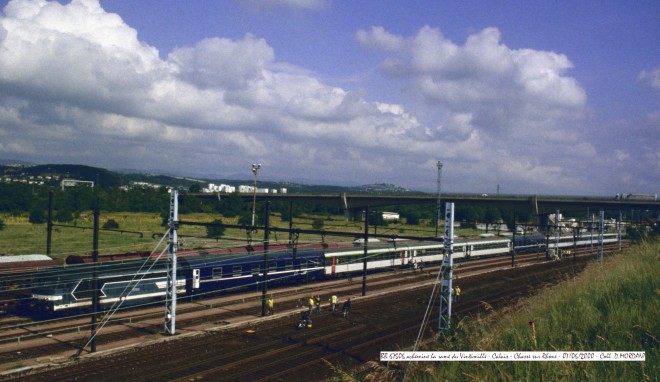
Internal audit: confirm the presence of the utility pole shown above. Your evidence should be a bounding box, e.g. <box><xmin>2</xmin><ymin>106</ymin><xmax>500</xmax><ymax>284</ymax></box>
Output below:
<box><xmin>165</xmin><ymin>190</ymin><xmax>178</xmax><ymax>335</ymax></box>
<box><xmin>435</xmin><ymin>161</ymin><xmax>443</xmax><ymax>237</ymax></box>
<box><xmin>90</xmin><ymin>207</ymin><xmax>99</xmax><ymax>353</ymax></box>
<box><xmin>46</xmin><ymin>190</ymin><xmax>53</xmax><ymax>256</ymax></box>
<box><xmin>288</xmin><ymin>201</ymin><xmax>294</xmax><ymax>246</ymax></box>
<box><xmin>438</xmin><ymin>203</ymin><xmax>454</xmax><ymax>333</ymax></box>
<box><xmin>618</xmin><ymin>210</ymin><xmax>622</xmax><ymax>251</ymax></box>
<box><xmin>555</xmin><ymin>209</ymin><xmax>560</xmax><ymax>258</ymax></box>
<box><xmin>362</xmin><ymin>205</ymin><xmax>369</xmax><ymax>297</ymax></box>
<box><xmin>511</xmin><ymin>214</ymin><xmax>516</xmax><ymax>267</ymax></box>
<box><xmin>598</xmin><ymin>210</ymin><xmax>604</xmax><ymax>261</ymax></box>
<box><xmin>261</xmin><ymin>202</ymin><xmax>270</xmax><ymax>317</ymax></box>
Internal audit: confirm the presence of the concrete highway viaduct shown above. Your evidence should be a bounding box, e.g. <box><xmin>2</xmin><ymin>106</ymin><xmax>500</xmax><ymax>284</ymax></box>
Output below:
<box><xmin>192</xmin><ymin>192</ymin><xmax>660</xmax><ymax>222</ymax></box>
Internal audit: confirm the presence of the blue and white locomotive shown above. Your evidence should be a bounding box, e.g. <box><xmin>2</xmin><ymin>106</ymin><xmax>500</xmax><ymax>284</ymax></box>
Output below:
<box><xmin>30</xmin><ymin>248</ymin><xmax>325</xmax><ymax>312</ymax></box>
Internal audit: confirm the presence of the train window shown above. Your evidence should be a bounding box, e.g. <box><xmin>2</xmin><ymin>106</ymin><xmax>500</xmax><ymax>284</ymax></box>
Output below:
<box><xmin>212</xmin><ymin>267</ymin><xmax>222</xmax><ymax>279</ymax></box>
<box><xmin>285</xmin><ymin>261</ymin><xmax>293</xmax><ymax>270</ymax></box>
<box><xmin>232</xmin><ymin>265</ymin><xmax>243</xmax><ymax>277</ymax></box>
<box><xmin>474</xmin><ymin>241</ymin><xmax>509</xmax><ymax>250</ymax></box>
<box><xmin>251</xmin><ymin>264</ymin><xmax>260</xmax><ymax>275</ymax></box>
<box><xmin>269</xmin><ymin>261</ymin><xmax>277</xmax><ymax>272</ymax></box>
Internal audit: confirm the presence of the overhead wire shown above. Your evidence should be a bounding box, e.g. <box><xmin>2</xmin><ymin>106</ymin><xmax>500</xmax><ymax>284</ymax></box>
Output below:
<box><xmin>78</xmin><ymin>228</ymin><xmax>171</xmax><ymax>352</ymax></box>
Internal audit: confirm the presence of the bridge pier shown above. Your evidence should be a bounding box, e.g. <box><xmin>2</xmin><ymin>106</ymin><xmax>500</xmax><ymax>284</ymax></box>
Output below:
<box><xmin>342</xmin><ymin>208</ymin><xmax>362</xmax><ymax>222</ymax></box>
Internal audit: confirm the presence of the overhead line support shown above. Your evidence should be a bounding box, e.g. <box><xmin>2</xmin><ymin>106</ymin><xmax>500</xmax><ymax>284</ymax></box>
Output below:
<box><xmin>438</xmin><ymin>202</ymin><xmax>454</xmax><ymax>333</ymax></box>
<box><xmin>165</xmin><ymin>190</ymin><xmax>178</xmax><ymax>336</ymax></box>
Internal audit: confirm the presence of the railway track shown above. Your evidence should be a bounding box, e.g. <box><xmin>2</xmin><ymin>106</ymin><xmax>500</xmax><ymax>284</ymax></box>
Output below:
<box><xmin>0</xmin><ymin>242</ymin><xmax>626</xmax><ymax>380</ymax></box>
<box><xmin>0</xmin><ymin>249</ymin><xmax>552</xmax><ymax>349</ymax></box>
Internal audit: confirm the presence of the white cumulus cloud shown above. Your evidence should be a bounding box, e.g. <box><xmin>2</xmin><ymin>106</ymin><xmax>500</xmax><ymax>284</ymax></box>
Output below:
<box><xmin>638</xmin><ymin>66</ymin><xmax>660</xmax><ymax>91</ymax></box>
<box><xmin>0</xmin><ymin>0</ymin><xmax>428</xmax><ymax>186</ymax></box>
<box><xmin>355</xmin><ymin>25</ymin><xmax>603</xmax><ymax>193</ymax></box>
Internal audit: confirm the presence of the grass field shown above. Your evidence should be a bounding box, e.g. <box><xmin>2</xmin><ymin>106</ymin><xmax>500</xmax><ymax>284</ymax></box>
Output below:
<box><xmin>0</xmin><ymin>211</ymin><xmax>462</xmax><ymax>259</ymax></box>
<box><xmin>396</xmin><ymin>240</ymin><xmax>659</xmax><ymax>382</ymax></box>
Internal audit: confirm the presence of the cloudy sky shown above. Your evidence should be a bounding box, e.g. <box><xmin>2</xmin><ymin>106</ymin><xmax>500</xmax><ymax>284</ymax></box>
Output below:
<box><xmin>0</xmin><ymin>0</ymin><xmax>658</xmax><ymax>195</ymax></box>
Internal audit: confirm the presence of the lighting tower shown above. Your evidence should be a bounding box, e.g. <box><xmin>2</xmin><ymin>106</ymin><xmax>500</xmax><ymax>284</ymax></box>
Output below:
<box><xmin>251</xmin><ymin>163</ymin><xmax>262</xmax><ymax>227</ymax></box>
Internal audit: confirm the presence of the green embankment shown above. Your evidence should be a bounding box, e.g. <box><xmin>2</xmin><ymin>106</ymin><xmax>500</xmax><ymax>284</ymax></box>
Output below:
<box><xmin>402</xmin><ymin>241</ymin><xmax>658</xmax><ymax>382</ymax></box>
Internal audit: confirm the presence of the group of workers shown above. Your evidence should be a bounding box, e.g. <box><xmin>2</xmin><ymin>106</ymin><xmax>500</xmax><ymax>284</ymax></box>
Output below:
<box><xmin>298</xmin><ymin>293</ymin><xmax>351</xmax><ymax>329</ymax></box>
<box><xmin>408</xmin><ymin>257</ymin><xmax>425</xmax><ymax>272</ymax></box>
<box><xmin>265</xmin><ymin>293</ymin><xmax>352</xmax><ymax>330</ymax></box>
<box><xmin>306</xmin><ymin>294</ymin><xmax>350</xmax><ymax>316</ymax></box>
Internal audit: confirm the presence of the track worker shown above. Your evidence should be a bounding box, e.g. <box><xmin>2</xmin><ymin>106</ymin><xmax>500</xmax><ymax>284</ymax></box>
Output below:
<box><xmin>299</xmin><ymin>312</ymin><xmax>312</xmax><ymax>329</ymax></box>
<box><xmin>308</xmin><ymin>296</ymin><xmax>315</xmax><ymax>314</ymax></box>
<box><xmin>267</xmin><ymin>296</ymin><xmax>274</xmax><ymax>316</ymax></box>
<box><xmin>315</xmin><ymin>295</ymin><xmax>321</xmax><ymax>314</ymax></box>
<box><xmin>454</xmin><ymin>285</ymin><xmax>460</xmax><ymax>302</ymax></box>
<box><xmin>330</xmin><ymin>294</ymin><xmax>338</xmax><ymax>312</ymax></box>
<box><xmin>342</xmin><ymin>297</ymin><xmax>351</xmax><ymax>317</ymax></box>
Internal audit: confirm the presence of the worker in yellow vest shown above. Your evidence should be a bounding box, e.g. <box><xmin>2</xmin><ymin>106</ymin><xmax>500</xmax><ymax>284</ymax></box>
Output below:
<box><xmin>267</xmin><ymin>296</ymin><xmax>274</xmax><ymax>315</ymax></box>
<box><xmin>308</xmin><ymin>296</ymin><xmax>315</xmax><ymax>314</ymax></box>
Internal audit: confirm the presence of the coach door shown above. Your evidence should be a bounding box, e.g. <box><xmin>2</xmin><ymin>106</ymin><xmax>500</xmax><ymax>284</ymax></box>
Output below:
<box><xmin>192</xmin><ymin>269</ymin><xmax>200</xmax><ymax>289</ymax></box>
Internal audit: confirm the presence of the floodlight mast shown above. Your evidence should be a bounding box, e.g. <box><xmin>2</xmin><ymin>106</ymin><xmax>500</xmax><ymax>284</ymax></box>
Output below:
<box><xmin>251</xmin><ymin>163</ymin><xmax>262</xmax><ymax>227</ymax></box>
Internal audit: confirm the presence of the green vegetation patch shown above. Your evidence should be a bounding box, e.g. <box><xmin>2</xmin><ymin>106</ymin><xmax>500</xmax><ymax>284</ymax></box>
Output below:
<box><xmin>396</xmin><ymin>241</ymin><xmax>659</xmax><ymax>382</ymax></box>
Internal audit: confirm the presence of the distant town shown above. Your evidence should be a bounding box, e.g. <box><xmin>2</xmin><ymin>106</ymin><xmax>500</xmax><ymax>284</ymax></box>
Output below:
<box><xmin>0</xmin><ymin>163</ymin><xmax>414</xmax><ymax>195</ymax></box>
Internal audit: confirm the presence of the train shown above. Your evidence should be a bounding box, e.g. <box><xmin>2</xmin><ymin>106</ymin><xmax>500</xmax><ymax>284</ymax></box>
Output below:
<box><xmin>10</xmin><ymin>233</ymin><xmax>621</xmax><ymax>315</ymax></box>
<box><xmin>0</xmin><ymin>255</ymin><xmax>64</xmax><ymax>312</ymax></box>
<box><xmin>615</xmin><ymin>193</ymin><xmax>657</xmax><ymax>201</ymax></box>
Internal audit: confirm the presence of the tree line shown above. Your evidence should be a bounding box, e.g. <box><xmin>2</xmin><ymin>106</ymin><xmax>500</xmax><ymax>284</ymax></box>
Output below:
<box><xmin>6</xmin><ymin>182</ymin><xmax>654</xmax><ymax>240</ymax></box>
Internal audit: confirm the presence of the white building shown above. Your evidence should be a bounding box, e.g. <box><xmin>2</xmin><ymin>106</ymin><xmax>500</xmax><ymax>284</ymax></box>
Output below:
<box><xmin>238</xmin><ymin>185</ymin><xmax>271</xmax><ymax>193</ymax></box>
<box><xmin>382</xmin><ymin>212</ymin><xmax>400</xmax><ymax>221</ymax></box>
<box><xmin>60</xmin><ymin>179</ymin><xmax>94</xmax><ymax>190</ymax></box>
<box><xmin>204</xmin><ymin>183</ymin><xmax>236</xmax><ymax>193</ymax></box>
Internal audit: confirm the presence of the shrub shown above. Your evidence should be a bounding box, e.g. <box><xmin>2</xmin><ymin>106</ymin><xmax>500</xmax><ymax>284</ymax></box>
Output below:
<box><xmin>54</xmin><ymin>209</ymin><xmax>73</xmax><ymax>222</ymax></box>
<box><xmin>29</xmin><ymin>209</ymin><xmax>46</xmax><ymax>224</ymax></box>
<box><xmin>103</xmin><ymin>219</ymin><xmax>120</xmax><ymax>230</ymax></box>
<box><xmin>312</xmin><ymin>218</ymin><xmax>324</xmax><ymax>230</ymax></box>
<box><xmin>206</xmin><ymin>219</ymin><xmax>225</xmax><ymax>238</ymax></box>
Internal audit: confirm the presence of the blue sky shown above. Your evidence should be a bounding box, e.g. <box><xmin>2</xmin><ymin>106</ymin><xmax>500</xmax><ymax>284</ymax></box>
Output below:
<box><xmin>0</xmin><ymin>0</ymin><xmax>658</xmax><ymax>196</ymax></box>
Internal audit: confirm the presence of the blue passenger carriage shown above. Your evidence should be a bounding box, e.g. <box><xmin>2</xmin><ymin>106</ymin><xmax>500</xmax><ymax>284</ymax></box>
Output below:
<box><xmin>180</xmin><ymin>248</ymin><xmax>325</xmax><ymax>296</ymax></box>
